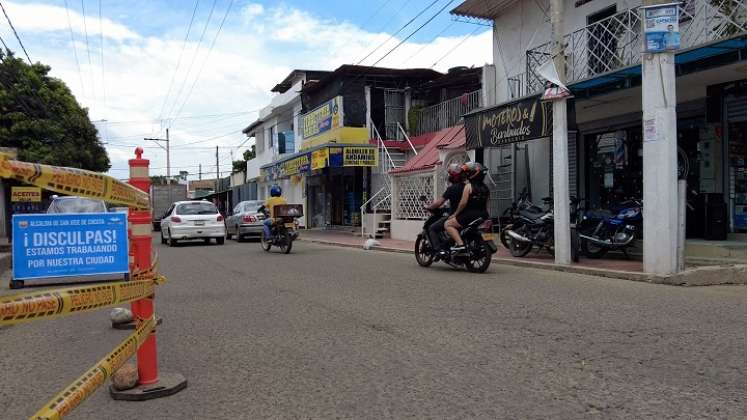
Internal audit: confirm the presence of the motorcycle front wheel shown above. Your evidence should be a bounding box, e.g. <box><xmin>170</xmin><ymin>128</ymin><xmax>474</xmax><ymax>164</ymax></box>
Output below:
<box><xmin>581</xmin><ymin>236</ymin><xmax>608</xmax><ymax>259</ymax></box>
<box><xmin>499</xmin><ymin>224</ymin><xmax>512</xmax><ymax>249</ymax></box>
<box><xmin>260</xmin><ymin>231</ymin><xmax>272</xmax><ymax>252</ymax></box>
<box><xmin>414</xmin><ymin>235</ymin><xmax>434</xmax><ymax>267</ymax></box>
<box><xmin>465</xmin><ymin>238</ymin><xmax>491</xmax><ymax>273</ymax></box>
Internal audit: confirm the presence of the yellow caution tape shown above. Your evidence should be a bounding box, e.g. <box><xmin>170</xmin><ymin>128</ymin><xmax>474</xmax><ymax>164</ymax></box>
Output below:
<box><xmin>0</xmin><ymin>275</ymin><xmax>164</xmax><ymax>327</ymax></box>
<box><xmin>0</xmin><ymin>152</ymin><xmax>149</xmax><ymax>210</ymax></box>
<box><xmin>30</xmin><ymin>316</ymin><xmax>156</xmax><ymax>420</ymax></box>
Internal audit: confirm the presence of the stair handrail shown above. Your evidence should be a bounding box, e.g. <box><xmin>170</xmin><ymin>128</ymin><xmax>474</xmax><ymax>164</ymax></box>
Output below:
<box><xmin>371</xmin><ymin>118</ymin><xmax>397</xmax><ymax>171</ymax></box>
<box><xmin>397</xmin><ymin>122</ymin><xmax>417</xmax><ymax>156</ymax></box>
<box><xmin>360</xmin><ymin>186</ymin><xmax>390</xmax><ymax>237</ymax></box>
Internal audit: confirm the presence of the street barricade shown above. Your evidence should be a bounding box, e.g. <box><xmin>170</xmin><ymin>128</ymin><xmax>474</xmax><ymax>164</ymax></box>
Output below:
<box><xmin>0</xmin><ymin>148</ymin><xmax>186</xmax><ymax>419</ymax></box>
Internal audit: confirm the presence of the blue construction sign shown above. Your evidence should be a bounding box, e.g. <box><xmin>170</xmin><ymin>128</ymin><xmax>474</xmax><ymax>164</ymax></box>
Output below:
<box><xmin>12</xmin><ymin>213</ymin><xmax>129</xmax><ymax>281</ymax></box>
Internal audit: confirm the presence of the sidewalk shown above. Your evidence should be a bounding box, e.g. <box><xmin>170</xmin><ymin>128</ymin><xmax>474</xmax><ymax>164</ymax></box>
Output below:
<box><xmin>298</xmin><ymin>229</ymin><xmax>747</xmax><ymax>286</ymax></box>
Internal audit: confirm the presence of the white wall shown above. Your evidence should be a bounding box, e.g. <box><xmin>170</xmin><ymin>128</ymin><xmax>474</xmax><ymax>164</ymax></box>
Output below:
<box><xmin>391</xmin><ymin>220</ymin><xmax>422</xmax><ymax>242</ymax></box>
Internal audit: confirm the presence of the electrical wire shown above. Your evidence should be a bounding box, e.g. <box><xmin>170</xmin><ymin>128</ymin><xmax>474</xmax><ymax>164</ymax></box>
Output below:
<box><xmin>157</xmin><ymin>0</ymin><xmax>200</xmax><ymax>123</ymax></box>
<box><xmin>0</xmin><ymin>32</ymin><xmax>9</xmax><ymax>51</ymax></box>
<box><xmin>80</xmin><ymin>0</ymin><xmax>97</xmax><ymax>103</ymax></box>
<box><xmin>63</xmin><ymin>0</ymin><xmax>86</xmax><ymax>98</ymax></box>
<box><xmin>431</xmin><ymin>25</ymin><xmax>481</xmax><ymax>68</ymax></box>
<box><xmin>370</xmin><ymin>0</ymin><xmax>457</xmax><ymax>68</ymax></box>
<box><xmin>401</xmin><ymin>19</ymin><xmax>456</xmax><ymax>65</ymax></box>
<box><xmin>98</xmin><ymin>0</ymin><xmax>106</xmax><ymax>121</ymax></box>
<box><xmin>164</xmin><ymin>0</ymin><xmax>218</xmax><ymax>122</ymax></box>
<box><xmin>0</xmin><ymin>1</ymin><xmax>31</xmax><ymax>63</ymax></box>
<box><xmin>358</xmin><ymin>0</ymin><xmax>394</xmax><ymax>32</ymax></box>
<box><xmin>356</xmin><ymin>0</ymin><xmax>441</xmax><ymax>65</ymax></box>
<box><xmin>171</xmin><ymin>0</ymin><xmax>234</xmax><ymax>122</ymax></box>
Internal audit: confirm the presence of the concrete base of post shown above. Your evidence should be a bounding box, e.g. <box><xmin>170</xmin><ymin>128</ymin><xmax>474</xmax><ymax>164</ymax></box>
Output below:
<box><xmin>110</xmin><ymin>372</ymin><xmax>187</xmax><ymax>401</ymax></box>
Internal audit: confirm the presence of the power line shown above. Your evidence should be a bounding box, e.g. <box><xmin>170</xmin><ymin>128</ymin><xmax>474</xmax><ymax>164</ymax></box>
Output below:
<box><xmin>157</xmin><ymin>0</ymin><xmax>200</xmax><ymax>122</ymax></box>
<box><xmin>171</xmin><ymin>0</ymin><xmax>234</xmax><ymax>122</ymax></box>
<box><xmin>355</xmin><ymin>0</ymin><xmax>441</xmax><ymax>65</ymax></box>
<box><xmin>98</xmin><ymin>0</ymin><xmax>106</xmax><ymax>120</ymax></box>
<box><xmin>370</xmin><ymin>0</ymin><xmax>457</xmax><ymax>68</ymax></box>
<box><xmin>80</xmin><ymin>0</ymin><xmax>97</xmax><ymax>105</ymax></box>
<box><xmin>0</xmin><ymin>32</ymin><xmax>8</xmax><ymax>51</ymax></box>
<box><xmin>94</xmin><ymin>109</ymin><xmax>260</xmax><ymax>125</ymax></box>
<box><xmin>358</xmin><ymin>0</ymin><xmax>394</xmax><ymax>32</ymax></box>
<box><xmin>431</xmin><ymin>25</ymin><xmax>481</xmax><ymax>68</ymax></box>
<box><xmin>402</xmin><ymin>19</ymin><xmax>457</xmax><ymax>66</ymax></box>
<box><xmin>164</xmin><ymin>0</ymin><xmax>218</xmax><ymax>122</ymax></box>
<box><xmin>63</xmin><ymin>0</ymin><xmax>86</xmax><ymax>97</ymax></box>
<box><xmin>0</xmin><ymin>1</ymin><xmax>31</xmax><ymax>64</ymax></box>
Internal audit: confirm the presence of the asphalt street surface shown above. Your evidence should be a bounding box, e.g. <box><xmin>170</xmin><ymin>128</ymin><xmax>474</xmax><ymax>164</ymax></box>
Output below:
<box><xmin>1</xmin><ymin>235</ymin><xmax>745</xmax><ymax>419</ymax></box>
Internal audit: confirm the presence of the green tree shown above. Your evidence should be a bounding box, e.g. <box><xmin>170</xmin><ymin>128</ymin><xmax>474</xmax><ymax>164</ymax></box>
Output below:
<box><xmin>232</xmin><ymin>160</ymin><xmax>247</xmax><ymax>173</ymax></box>
<box><xmin>0</xmin><ymin>50</ymin><xmax>109</xmax><ymax>171</ymax></box>
<box><xmin>243</xmin><ymin>144</ymin><xmax>256</xmax><ymax>161</ymax></box>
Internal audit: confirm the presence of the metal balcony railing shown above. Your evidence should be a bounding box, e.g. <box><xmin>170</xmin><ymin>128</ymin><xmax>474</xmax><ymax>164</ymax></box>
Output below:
<box><xmin>410</xmin><ymin>90</ymin><xmax>481</xmax><ymax>136</ymax></box>
<box><xmin>524</xmin><ymin>0</ymin><xmax>747</xmax><ymax>96</ymax></box>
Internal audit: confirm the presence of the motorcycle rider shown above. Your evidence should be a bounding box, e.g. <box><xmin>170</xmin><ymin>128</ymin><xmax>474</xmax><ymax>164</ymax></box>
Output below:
<box><xmin>262</xmin><ymin>185</ymin><xmax>287</xmax><ymax>240</ymax></box>
<box><xmin>424</xmin><ymin>163</ymin><xmax>466</xmax><ymax>255</ymax></box>
<box><xmin>446</xmin><ymin>162</ymin><xmax>490</xmax><ymax>253</ymax></box>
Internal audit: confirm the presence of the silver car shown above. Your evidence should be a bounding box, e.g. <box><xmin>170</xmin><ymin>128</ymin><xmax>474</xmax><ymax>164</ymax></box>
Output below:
<box><xmin>226</xmin><ymin>200</ymin><xmax>265</xmax><ymax>242</ymax></box>
<box><xmin>160</xmin><ymin>201</ymin><xmax>226</xmax><ymax>246</ymax></box>
<box><xmin>47</xmin><ymin>196</ymin><xmax>108</xmax><ymax>213</ymax></box>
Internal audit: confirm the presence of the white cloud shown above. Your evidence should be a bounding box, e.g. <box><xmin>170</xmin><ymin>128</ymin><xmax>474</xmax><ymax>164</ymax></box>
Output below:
<box><xmin>7</xmin><ymin>1</ymin><xmax>493</xmax><ymax>177</ymax></box>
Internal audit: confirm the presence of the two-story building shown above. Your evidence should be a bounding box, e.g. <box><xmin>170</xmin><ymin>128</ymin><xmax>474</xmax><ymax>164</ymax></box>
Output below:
<box><xmin>453</xmin><ymin>0</ymin><xmax>747</xmax><ymax>254</ymax></box>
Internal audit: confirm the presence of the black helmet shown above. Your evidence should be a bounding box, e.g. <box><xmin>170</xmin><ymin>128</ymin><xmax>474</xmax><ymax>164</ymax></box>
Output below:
<box><xmin>446</xmin><ymin>163</ymin><xmax>464</xmax><ymax>183</ymax></box>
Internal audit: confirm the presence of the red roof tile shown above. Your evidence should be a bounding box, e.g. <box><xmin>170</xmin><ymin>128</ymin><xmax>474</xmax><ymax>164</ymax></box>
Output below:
<box><xmin>390</xmin><ymin>125</ymin><xmax>465</xmax><ymax>174</ymax></box>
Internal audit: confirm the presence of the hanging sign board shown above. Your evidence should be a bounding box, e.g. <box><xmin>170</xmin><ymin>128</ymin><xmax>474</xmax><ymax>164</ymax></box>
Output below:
<box><xmin>643</xmin><ymin>3</ymin><xmax>680</xmax><ymax>53</ymax></box>
<box><xmin>11</xmin><ymin>186</ymin><xmax>42</xmax><ymax>202</ymax></box>
<box><xmin>343</xmin><ymin>147</ymin><xmax>378</xmax><ymax>167</ymax></box>
<box><xmin>12</xmin><ymin>212</ymin><xmax>129</xmax><ymax>281</ymax></box>
<box><xmin>464</xmin><ymin>95</ymin><xmax>553</xmax><ymax>149</ymax></box>
<box><xmin>302</xmin><ymin>96</ymin><xmax>344</xmax><ymax>140</ymax></box>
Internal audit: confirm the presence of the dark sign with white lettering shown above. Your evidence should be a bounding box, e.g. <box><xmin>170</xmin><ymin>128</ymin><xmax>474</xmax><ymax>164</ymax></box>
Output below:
<box><xmin>464</xmin><ymin>96</ymin><xmax>553</xmax><ymax>149</ymax></box>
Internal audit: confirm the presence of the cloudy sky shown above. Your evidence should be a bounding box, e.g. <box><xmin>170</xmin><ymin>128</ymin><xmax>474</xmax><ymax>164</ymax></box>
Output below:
<box><xmin>0</xmin><ymin>0</ymin><xmax>492</xmax><ymax>178</ymax></box>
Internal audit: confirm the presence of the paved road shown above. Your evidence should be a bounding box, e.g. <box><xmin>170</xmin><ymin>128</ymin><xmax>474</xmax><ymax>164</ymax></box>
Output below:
<box><xmin>1</xmin><ymin>236</ymin><xmax>745</xmax><ymax>419</ymax></box>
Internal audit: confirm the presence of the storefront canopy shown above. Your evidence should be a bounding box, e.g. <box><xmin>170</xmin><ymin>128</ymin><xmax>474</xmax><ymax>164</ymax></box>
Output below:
<box><xmin>260</xmin><ymin>143</ymin><xmax>378</xmax><ymax>181</ymax></box>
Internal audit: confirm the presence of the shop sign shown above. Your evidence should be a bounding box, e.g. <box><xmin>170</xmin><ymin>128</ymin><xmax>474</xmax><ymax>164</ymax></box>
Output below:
<box><xmin>282</xmin><ymin>153</ymin><xmax>311</xmax><ymax>176</ymax></box>
<box><xmin>302</xmin><ymin>96</ymin><xmax>343</xmax><ymax>140</ymax></box>
<box><xmin>12</xmin><ymin>212</ymin><xmax>129</xmax><ymax>280</ymax></box>
<box><xmin>329</xmin><ymin>147</ymin><xmax>344</xmax><ymax>167</ymax></box>
<box><xmin>643</xmin><ymin>3</ymin><xmax>680</xmax><ymax>53</ymax></box>
<box><xmin>311</xmin><ymin>148</ymin><xmax>329</xmax><ymax>170</ymax></box>
<box><xmin>11</xmin><ymin>186</ymin><xmax>42</xmax><ymax>202</ymax></box>
<box><xmin>465</xmin><ymin>96</ymin><xmax>552</xmax><ymax>149</ymax></box>
<box><xmin>343</xmin><ymin>147</ymin><xmax>378</xmax><ymax>167</ymax></box>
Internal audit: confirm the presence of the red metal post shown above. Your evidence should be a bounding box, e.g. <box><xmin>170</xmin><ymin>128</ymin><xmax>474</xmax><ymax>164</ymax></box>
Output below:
<box><xmin>128</xmin><ymin>147</ymin><xmax>159</xmax><ymax>385</ymax></box>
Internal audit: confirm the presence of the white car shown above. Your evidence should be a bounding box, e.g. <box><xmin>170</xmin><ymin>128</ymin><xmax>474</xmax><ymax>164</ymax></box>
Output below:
<box><xmin>160</xmin><ymin>201</ymin><xmax>226</xmax><ymax>246</ymax></box>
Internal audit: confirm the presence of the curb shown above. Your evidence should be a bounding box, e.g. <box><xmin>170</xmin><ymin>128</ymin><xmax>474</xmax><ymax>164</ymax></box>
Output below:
<box><xmin>298</xmin><ymin>238</ymin><xmax>747</xmax><ymax>286</ymax></box>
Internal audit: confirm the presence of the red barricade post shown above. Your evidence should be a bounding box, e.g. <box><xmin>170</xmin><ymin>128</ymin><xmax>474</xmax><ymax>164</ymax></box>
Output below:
<box><xmin>110</xmin><ymin>147</ymin><xmax>187</xmax><ymax>400</ymax></box>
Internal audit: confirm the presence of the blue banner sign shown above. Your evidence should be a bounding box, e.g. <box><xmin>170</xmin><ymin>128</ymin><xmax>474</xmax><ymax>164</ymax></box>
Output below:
<box><xmin>643</xmin><ymin>3</ymin><xmax>680</xmax><ymax>53</ymax></box>
<box><xmin>12</xmin><ymin>212</ymin><xmax>129</xmax><ymax>280</ymax></box>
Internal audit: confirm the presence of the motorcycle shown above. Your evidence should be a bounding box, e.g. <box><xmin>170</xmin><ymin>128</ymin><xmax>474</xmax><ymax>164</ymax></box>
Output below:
<box><xmin>258</xmin><ymin>204</ymin><xmax>303</xmax><ymax>254</ymax></box>
<box><xmin>577</xmin><ymin>198</ymin><xmax>642</xmax><ymax>259</ymax></box>
<box><xmin>414</xmin><ymin>197</ymin><xmax>498</xmax><ymax>273</ymax></box>
<box><xmin>504</xmin><ymin>196</ymin><xmax>581</xmax><ymax>262</ymax></box>
<box><xmin>499</xmin><ymin>189</ymin><xmax>548</xmax><ymax>250</ymax></box>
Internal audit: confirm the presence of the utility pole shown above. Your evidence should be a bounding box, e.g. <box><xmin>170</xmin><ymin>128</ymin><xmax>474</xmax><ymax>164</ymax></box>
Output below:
<box><xmin>199</xmin><ymin>164</ymin><xmax>202</xmax><ymax>180</ymax></box>
<box><xmin>550</xmin><ymin>0</ymin><xmax>571</xmax><ymax>265</ymax></box>
<box><xmin>144</xmin><ymin>128</ymin><xmax>171</xmax><ymax>204</ymax></box>
<box><xmin>641</xmin><ymin>0</ymin><xmax>679</xmax><ymax>274</ymax></box>
<box><xmin>215</xmin><ymin>146</ymin><xmax>219</xmax><ymax>193</ymax></box>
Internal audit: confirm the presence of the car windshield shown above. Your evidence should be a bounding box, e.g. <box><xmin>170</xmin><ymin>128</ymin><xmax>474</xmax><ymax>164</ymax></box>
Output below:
<box><xmin>48</xmin><ymin>197</ymin><xmax>107</xmax><ymax>213</ymax></box>
<box><xmin>176</xmin><ymin>202</ymin><xmax>218</xmax><ymax>215</ymax></box>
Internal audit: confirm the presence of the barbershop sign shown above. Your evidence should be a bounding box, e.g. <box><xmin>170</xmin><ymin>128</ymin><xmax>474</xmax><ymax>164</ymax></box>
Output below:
<box><xmin>464</xmin><ymin>95</ymin><xmax>553</xmax><ymax>149</ymax></box>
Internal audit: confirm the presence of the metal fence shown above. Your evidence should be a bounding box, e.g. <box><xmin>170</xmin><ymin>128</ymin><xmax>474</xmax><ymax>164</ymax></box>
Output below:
<box><xmin>411</xmin><ymin>90</ymin><xmax>481</xmax><ymax>136</ymax></box>
<box><xmin>524</xmin><ymin>0</ymin><xmax>747</xmax><ymax>96</ymax></box>
<box><xmin>393</xmin><ymin>172</ymin><xmax>435</xmax><ymax>220</ymax></box>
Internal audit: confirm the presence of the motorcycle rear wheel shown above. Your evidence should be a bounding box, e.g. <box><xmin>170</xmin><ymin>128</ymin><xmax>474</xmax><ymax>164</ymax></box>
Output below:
<box><xmin>508</xmin><ymin>226</ymin><xmax>533</xmax><ymax>257</ymax></box>
<box><xmin>414</xmin><ymin>235</ymin><xmax>434</xmax><ymax>267</ymax></box>
<box><xmin>499</xmin><ymin>225</ymin><xmax>512</xmax><ymax>249</ymax></box>
<box><xmin>279</xmin><ymin>232</ymin><xmax>293</xmax><ymax>254</ymax></box>
<box><xmin>581</xmin><ymin>237</ymin><xmax>608</xmax><ymax>259</ymax></box>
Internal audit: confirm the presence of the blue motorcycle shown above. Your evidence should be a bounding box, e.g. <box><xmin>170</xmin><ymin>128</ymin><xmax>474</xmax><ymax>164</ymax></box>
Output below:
<box><xmin>577</xmin><ymin>199</ymin><xmax>642</xmax><ymax>259</ymax></box>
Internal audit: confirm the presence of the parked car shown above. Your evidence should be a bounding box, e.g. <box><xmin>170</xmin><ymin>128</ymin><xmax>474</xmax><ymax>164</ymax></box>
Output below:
<box><xmin>225</xmin><ymin>200</ymin><xmax>265</xmax><ymax>241</ymax></box>
<box><xmin>47</xmin><ymin>195</ymin><xmax>108</xmax><ymax>213</ymax></box>
<box><xmin>160</xmin><ymin>200</ymin><xmax>226</xmax><ymax>246</ymax></box>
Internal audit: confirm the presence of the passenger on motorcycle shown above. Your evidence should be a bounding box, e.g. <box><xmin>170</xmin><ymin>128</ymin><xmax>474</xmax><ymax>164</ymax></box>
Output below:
<box><xmin>445</xmin><ymin>162</ymin><xmax>490</xmax><ymax>253</ymax></box>
<box><xmin>424</xmin><ymin>163</ymin><xmax>466</xmax><ymax>254</ymax></box>
<box><xmin>262</xmin><ymin>185</ymin><xmax>287</xmax><ymax>239</ymax></box>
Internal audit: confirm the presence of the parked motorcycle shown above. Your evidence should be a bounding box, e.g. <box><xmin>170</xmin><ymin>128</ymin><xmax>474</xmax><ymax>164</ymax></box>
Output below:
<box><xmin>259</xmin><ymin>204</ymin><xmax>303</xmax><ymax>254</ymax></box>
<box><xmin>577</xmin><ymin>198</ymin><xmax>642</xmax><ymax>259</ymax></box>
<box><xmin>504</xmin><ymin>196</ymin><xmax>581</xmax><ymax>262</ymax></box>
<box><xmin>498</xmin><ymin>188</ymin><xmax>543</xmax><ymax>250</ymax></box>
<box><xmin>414</xmin><ymin>197</ymin><xmax>498</xmax><ymax>273</ymax></box>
